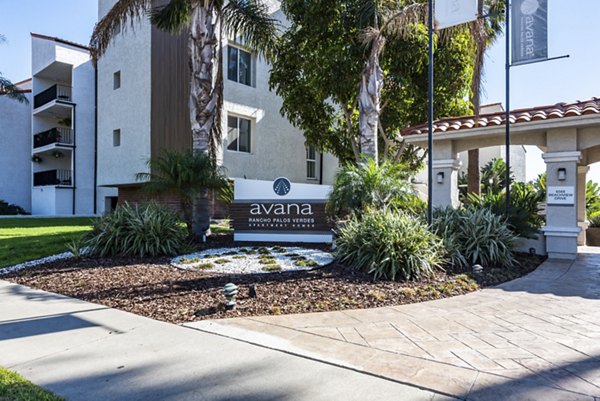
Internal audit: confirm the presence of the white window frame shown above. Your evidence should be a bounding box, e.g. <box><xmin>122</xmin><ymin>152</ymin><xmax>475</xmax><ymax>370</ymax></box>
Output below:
<box><xmin>227</xmin><ymin>115</ymin><xmax>252</xmax><ymax>154</ymax></box>
<box><xmin>306</xmin><ymin>145</ymin><xmax>318</xmax><ymax>179</ymax></box>
<box><xmin>227</xmin><ymin>45</ymin><xmax>254</xmax><ymax>87</ymax></box>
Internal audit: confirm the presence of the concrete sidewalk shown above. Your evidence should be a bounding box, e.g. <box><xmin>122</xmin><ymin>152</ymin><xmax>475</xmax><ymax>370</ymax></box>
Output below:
<box><xmin>0</xmin><ymin>280</ymin><xmax>452</xmax><ymax>401</ymax></box>
<box><xmin>190</xmin><ymin>252</ymin><xmax>600</xmax><ymax>401</ymax></box>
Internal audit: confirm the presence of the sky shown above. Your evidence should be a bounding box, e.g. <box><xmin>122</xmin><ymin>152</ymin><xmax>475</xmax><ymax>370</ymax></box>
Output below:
<box><xmin>1</xmin><ymin>0</ymin><xmax>599</xmax><ymax>179</ymax></box>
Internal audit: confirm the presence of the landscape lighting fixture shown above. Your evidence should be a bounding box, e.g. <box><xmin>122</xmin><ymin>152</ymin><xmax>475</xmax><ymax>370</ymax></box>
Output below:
<box><xmin>557</xmin><ymin>168</ymin><xmax>567</xmax><ymax>181</ymax></box>
<box><xmin>436</xmin><ymin>172</ymin><xmax>444</xmax><ymax>184</ymax></box>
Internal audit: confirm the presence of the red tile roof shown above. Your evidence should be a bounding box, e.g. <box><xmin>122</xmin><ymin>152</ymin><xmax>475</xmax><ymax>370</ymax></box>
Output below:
<box><xmin>402</xmin><ymin>97</ymin><xmax>600</xmax><ymax>136</ymax></box>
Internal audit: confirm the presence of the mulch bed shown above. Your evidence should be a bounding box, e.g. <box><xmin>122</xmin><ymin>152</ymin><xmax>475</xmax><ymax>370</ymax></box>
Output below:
<box><xmin>4</xmin><ymin>236</ymin><xmax>545</xmax><ymax>325</ymax></box>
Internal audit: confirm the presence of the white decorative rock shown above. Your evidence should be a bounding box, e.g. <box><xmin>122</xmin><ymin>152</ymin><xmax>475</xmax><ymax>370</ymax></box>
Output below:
<box><xmin>171</xmin><ymin>246</ymin><xmax>334</xmax><ymax>274</ymax></box>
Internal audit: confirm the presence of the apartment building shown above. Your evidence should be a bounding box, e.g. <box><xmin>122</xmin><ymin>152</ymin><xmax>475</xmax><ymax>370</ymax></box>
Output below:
<box><xmin>96</xmin><ymin>0</ymin><xmax>339</xmax><ymax>209</ymax></box>
<box><xmin>0</xmin><ymin>79</ymin><xmax>31</xmax><ymax>211</ymax></box>
<box><xmin>0</xmin><ymin>34</ymin><xmax>116</xmax><ymax>216</ymax></box>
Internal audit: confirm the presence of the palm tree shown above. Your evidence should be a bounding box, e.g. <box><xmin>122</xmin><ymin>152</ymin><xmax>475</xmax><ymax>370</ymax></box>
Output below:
<box><xmin>358</xmin><ymin>2</ymin><xmax>428</xmax><ymax>162</ymax></box>
<box><xmin>0</xmin><ymin>35</ymin><xmax>28</xmax><ymax>103</ymax></box>
<box><xmin>90</xmin><ymin>0</ymin><xmax>278</xmax><ymax>237</ymax></box>
<box><xmin>136</xmin><ymin>150</ymin><xmax>227</xmax><ymax>236</ymax></box>
<box><xmin>358</xmin><ymin>0</ymin><xmax>504</xmax><ymax>166</ymax></box>
<box><xmin>466</xmin><ymin>0</ymin><xmax>504</xmax><ymax>195</ymax></box>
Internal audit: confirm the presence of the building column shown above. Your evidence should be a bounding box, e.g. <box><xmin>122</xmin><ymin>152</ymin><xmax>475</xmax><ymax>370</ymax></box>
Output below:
<box><xmin>541</xmin><ymin>151</ymin><xmax>582</xmax><ymax>260</ymax></box>
<box><xmin>577</xmin><ymin>165</ymin><xmax>589</xmax><ymax>245</ymax></box>
<box><xmin>432</xmin><ymin>158</ymin><xmax>461</xmax><ymax>209</ymax></box>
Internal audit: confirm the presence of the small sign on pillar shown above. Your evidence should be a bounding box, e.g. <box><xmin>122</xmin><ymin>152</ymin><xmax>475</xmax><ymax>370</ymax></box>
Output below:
<box><xmin>547</xmin><ymin>186</ymin><xmax>575</xmax><ymax>205</ymax></box>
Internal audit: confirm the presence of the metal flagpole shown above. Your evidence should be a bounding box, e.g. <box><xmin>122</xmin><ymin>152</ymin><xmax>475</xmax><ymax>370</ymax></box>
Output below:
<box><xmin>427</xmin><ymin>0</ymin><xmax>434</xmax><ymax>225</ymax></box>
<box><xmin>505</xmin><ymin>0</ymin><xmax>511</xmax><ymax>216</ymax></box>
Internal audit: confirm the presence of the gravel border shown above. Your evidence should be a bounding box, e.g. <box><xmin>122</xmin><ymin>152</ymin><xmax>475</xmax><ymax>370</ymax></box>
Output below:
<box><xmin>0</xmin><ymin>252</ymin><xmax>74</xmax><ymax>276</ymax></box>
<box><xmin>171</xmin><ymin>246</ymin><xmax>334</xmax><ymax>274</ymax></box>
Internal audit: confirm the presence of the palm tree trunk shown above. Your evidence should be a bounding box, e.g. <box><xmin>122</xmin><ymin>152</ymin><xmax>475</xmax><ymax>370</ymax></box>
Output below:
<box><xmin>358</xmin><ymin>34</ymin><xmax>385</xmax><ymax>162</ymax></box>
<box><xmin>467</xmin><ymin>3</ymin><xmax>487</xmax><ymax>196</ymax></box>
<box><xmin>189</xmin><ymin>4</ymin><xmax>222</xmax><ymax>238</ymax></box>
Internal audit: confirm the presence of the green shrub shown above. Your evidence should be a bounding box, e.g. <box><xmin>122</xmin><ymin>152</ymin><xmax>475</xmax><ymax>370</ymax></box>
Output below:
<box><xmin>588</xmin><ymin>212</ymin><xmax>600</xmax><ymax>228</ymax></box>
<box><xmin>465</xmin><ymin>181</ymin><xmax>544</xmax><ymax>238</ymax></box>
<box><xmin>334</xmin><ymin>208</ymin><xmax>445</xmax><ymax>281</ymax></box>
<box><xmin>432</xmin><ymin>207</ymin><xmax>516</xmax><ymax>270</ymax></box>
<box><xmin>87</xmin><ymin>202</ymin><xmax>189</xmax><ymax>257</ymax></box>
<box><xmin>586</xmin><ymin>181</ymin><xmax>600</xmax><ymax>216</ymax></box>
<box><xmin>0</xmin><ymin>200</ymin><xmax>29</xmax><ymax>215</ymax></box>
<box><xmin>326</xmin><ymin>158</ymin><xmax>424</xmax><ymax>218</ymax></box>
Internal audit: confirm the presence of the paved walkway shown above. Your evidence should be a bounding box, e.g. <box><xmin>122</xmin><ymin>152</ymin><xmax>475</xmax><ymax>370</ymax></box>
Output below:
<box><xmin>0</xmin><ymin>281</ymin><xmax>452</xmax><ymax>401</ymax></box>
<box><xmin>190</xmin><ymin>250</ymin><xmax>600</xmax><ymax>401</ymax></box>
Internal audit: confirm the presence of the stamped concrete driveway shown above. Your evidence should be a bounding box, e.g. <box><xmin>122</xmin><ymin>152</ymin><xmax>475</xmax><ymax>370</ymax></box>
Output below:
<box><xmin>188</xmin><ymin>249</ymin><xmax>600</xmax><ymax>401</ymax></box>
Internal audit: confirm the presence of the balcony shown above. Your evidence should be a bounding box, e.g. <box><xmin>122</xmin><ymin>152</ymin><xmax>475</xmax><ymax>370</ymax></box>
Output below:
<box><xmin>34</xmin><ymin>84</ymin><xmax>72</xmax><ymax>109</ymax></box>
<box><xmin>33</xmin><ymin>127</ymin><xmax>74</xmax><ymax>149</ymax></box>
<box><xmin>33</xmin><ymin>169</ymin><xmax>72</xmax><ymax>187</ymax></box>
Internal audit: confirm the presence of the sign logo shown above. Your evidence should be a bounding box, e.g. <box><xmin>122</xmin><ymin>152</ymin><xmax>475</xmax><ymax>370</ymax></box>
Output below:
<box><xmin>520</xmin><ymin>0</ymin><xmax>540</xmax><ymax>15</ymax></box>
<box><xmin>273</xmin><ymin>177</ymin><xmax>291</xmax><ymax>196</ymax></box>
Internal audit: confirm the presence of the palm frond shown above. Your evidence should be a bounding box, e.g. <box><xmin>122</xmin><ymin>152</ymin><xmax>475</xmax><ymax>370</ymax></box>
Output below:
<box><xmin>380</xmin><ymin>2</ymin><xmax>427</xmax><ymax>39</ymax></box>
<box><xmin>0</xmin><ymin>34</ymin><xmax>5</xmax><ymax>44</ymax></box>
<box><xmin>90</xmin><ymin>0</ymin><xmax>152</xmax><ymax>60</ymax></box>
<box><xmin>0</xmin><ymin>76</ymin><xmax>28</xmax><ymax>103</ymax></box>
<box><xmin>150</xmin><ymin>0</ymin><xmax>192</xmax><ymax>33</ymax></box>
<box><xmin>222</xmin><ymin>0</ymin><xmax>280</xmax><ymax>60</ymax></box>
<box><xmin>137</xmin><ymin>150</ymin><xmax>227</xmax><ymax>201</ymax></box>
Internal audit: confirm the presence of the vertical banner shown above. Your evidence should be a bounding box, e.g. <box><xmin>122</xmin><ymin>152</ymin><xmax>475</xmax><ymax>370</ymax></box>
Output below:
<box><xmin>512</xmin><ymin>0</ymin><xmax>548</xmax><ymax>65</ymax></box>
<box><xmin>435</xmin><ymin>0</ymin><xmax>478</xmax><ymax>29</ymax></box>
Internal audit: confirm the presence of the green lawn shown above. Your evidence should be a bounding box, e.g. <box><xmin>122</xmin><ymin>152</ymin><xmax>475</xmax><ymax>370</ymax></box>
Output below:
<box><xmin>0</xmin><ymin>368</ymin><xmax>64</xmax><ymax>401</ymax></box>
<box><xmin>0</xmin><ymin>218</ymin><xmax>95</xmax><ymax>268</ymax></box>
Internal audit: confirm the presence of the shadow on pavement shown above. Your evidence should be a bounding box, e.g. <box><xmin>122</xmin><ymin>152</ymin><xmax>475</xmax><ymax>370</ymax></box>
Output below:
<box><xmin>464</xmin><ymin>353</ymin><xmax>600</xmax><ymax>400</ymax></box>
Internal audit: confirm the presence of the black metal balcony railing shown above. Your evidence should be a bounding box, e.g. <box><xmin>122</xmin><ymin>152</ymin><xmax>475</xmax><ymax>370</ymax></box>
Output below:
<box><xmin>33</xmin><ymin>127</ymin><xmax>74</xmax><ymax>148</ymax></box>
<box><xmin>33</xmin><ymin>169</ymin><xmax>72</xmax><ymax>187</ymax></box>
<box><xmin>33</xmin><ymin>84</ymin><xmax>72</xmax><ymax>109</ymax></box>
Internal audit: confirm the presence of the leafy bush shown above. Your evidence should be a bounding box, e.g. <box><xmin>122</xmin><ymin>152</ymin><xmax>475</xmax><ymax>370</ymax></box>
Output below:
<box><xmin>464</xmin><ymin>181</ymin><xmax>544</xmax><ymax>238</ymax></box>
<box><xmin>586</xmin><ymin>181</ymin><xmax>600</xmax><ymax>216</ymax></box>
<box><xmin>326</xmin><ymin>158</ymin><xmax>423</xmax><ymax>218</ymax></box>
<box><xmin>86</xmin><ymin>202</ymin><xmax>189</xmax><ymax>257</ymax></box>
<box><xmin>0</xmin><ymin>200</ymin><xmax>29</xmax><ymax>215</ymax></box>
<box><xmin>136</xmin><ymin>150</ymin><xmax>227</xmax><ymax>235</ymax></box>
<box><xmin>218</xmin><ymin>179</ymin><xmax>234</xmax><ymax>205</ymax></box>
<box><xmin>480</xmin><ymin>158</ymin><xmax>514</xmax><ymax>194</ymax></box>
<box><xmin>588</xmin><ymin>212</ymin><xmax>600</xmax><ymax>228</ymax></box>
<box><xmin>334</xmin><ymin>208</ymin><xmax>445</xmax><ymax>281</ymax></box>
<box><xmin>432</xmin><ymin>207</ymin><xmax>517</xmax><ymax>270</ymax></box>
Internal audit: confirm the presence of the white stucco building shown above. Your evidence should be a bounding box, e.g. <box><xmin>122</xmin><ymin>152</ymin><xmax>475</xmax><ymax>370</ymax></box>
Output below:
<box><xmin>95</xmin><ymin>0</ymin><xmax>338</xmax><ymax>209</ymax></box>
<box><xmin>0</xmin><ymin>79</ymin><xmax>32</xmax><ymax>211</ymax></box>
<box><xmin>0</xmin><ymin>34</ymin><xmax>115</xmax><ymax>215</ymax></box>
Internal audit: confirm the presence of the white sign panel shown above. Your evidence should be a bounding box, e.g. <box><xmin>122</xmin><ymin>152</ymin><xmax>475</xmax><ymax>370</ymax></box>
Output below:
<box><xmin>547</xmin><ymin>186</ymin><xmax>575</xmax><ymax>205</ymax></box>
<box><xmin>435</xmin><ymin>0</ymin><xmax>478</xmax><ymax>29</ymax></box>
<box><xmin>234</xmin><ymin>177</ymin><xmax>331</xmax><ymax>200</ymax></box>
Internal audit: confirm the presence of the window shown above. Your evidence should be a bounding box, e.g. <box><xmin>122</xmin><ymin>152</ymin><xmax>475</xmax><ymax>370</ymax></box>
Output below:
<box><xmin>227</xmin><ymin>46</ymin><xmax>253</xmax><ymax>86</ymax></box>
<box><xmin>113</xmin><ymin>71</ymin><xmax>121</xmax><ymax>90</ymax></box>
<box><xmin>113</xmin><ymin>129</ymin><xmax>121</xmax><ymax>147</ymax></box>
<box><xmin>306</xmin><ymin>146</ymin><xmax>317</xmax><ymax>179</ymax></box>
<box><xmin>227</xmin><ymin>116</ymin><xmax>251</xmax><ymax>153</ymax></box>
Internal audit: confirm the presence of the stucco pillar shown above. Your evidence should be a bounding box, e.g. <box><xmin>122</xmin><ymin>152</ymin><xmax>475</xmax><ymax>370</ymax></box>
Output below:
<box><xmin>577</xmin><ymin>166</ymin><xmax>589</xmax><ymax>245</ymax></box>
<box><xmin>541</xmin><ymin>151</ymin><xmax>582</xmax><ymax>260</ymax></box>
<box><xmin>431</xmin><ymin>158</ymin><xmax>461</xmax><ymax>209</ymax></box>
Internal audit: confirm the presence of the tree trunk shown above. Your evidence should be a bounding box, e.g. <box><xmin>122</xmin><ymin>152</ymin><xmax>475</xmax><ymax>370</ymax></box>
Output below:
<box><xmin>467</xmin><ymin>6</ymin><xmax>486</xmax><ymax>197</ymax></box>
<box><xmin>192</xmin><ymin>192</ymin><xmax>211</xmax><ymax>240</ymax></box>
<box><xmin>189</xmin><ymin>4</ymin><xmax>221</xmax><ymax>155</ymax></box>
<box><xmin>188</xmin><ymin>5</ymin><xmax>222</xmax><ymax>238</ymax></box>
<box><xmin>467</xmin><ymin>149</ymin><xmax>481</xmax><ymax>195</ymax></box>
<box><xmin>358</xmin><ymin>34</ymin><xmax>385</xmax><ymax>162</ymax></box>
